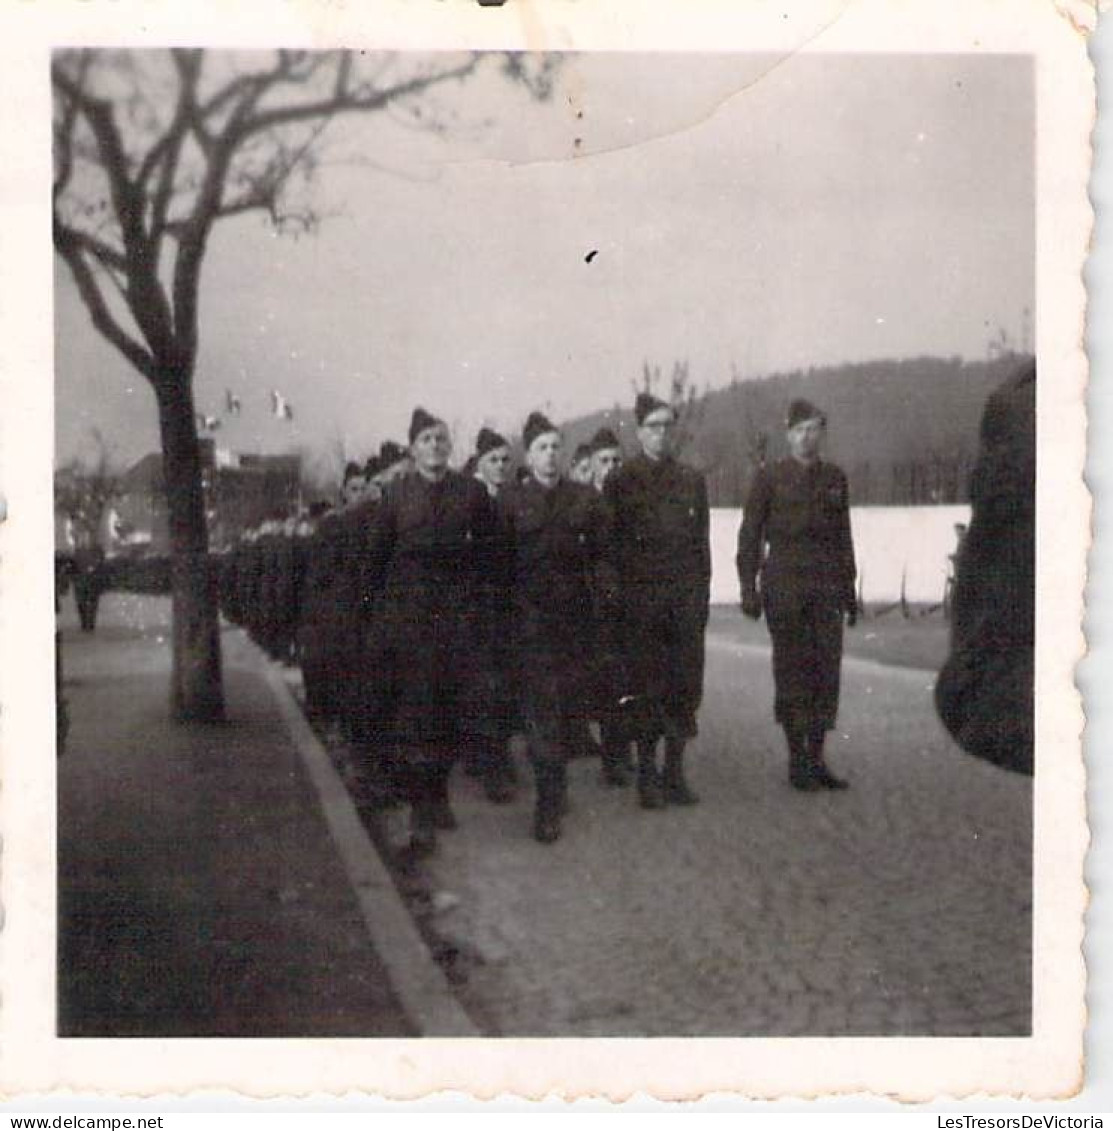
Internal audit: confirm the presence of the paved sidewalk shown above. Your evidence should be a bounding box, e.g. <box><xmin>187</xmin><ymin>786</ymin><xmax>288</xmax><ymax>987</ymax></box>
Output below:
<box><xmin>57</xmin><ymin>594</ymin><xmax>415</xmax><ymax>1037</ymax></box>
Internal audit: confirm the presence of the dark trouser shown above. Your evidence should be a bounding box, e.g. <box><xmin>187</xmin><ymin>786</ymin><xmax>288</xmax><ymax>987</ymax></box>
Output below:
<box><xmin>600</xmin><ymin>714</ymin><xmax>634</xmax><ymax>771</ymax></box>
<box><xmin>74</xmin><ymin>577</ymin><xmax>101</xmax><ymax>632</ymax></box>
<box><xmin>764</xmin><ymin>587</ymin><xmax>844</xmax><ymax>733</ymax></box>
<box><xmin>391</xmin><ymin>752</ymin><xmax>455</xmax><ymax>850</ymax></box>
<box><xmin>519</xmin><ymin>667</ymin><xmax>579</xmax><ymax>835</ymax></box>
<box><xmin>621</xmin><ymin>587</ymin><xmax>707</xmax><ymax>743</ymax></box>
<box><xmin>462</xmin><ymin>732</ymin><xmax>517</xmax><ymax>780</ymax></box>
<box><xmin>394</xmin><ymin>747</ymin><xmax>455</xmax><ymax>814</ymax></box>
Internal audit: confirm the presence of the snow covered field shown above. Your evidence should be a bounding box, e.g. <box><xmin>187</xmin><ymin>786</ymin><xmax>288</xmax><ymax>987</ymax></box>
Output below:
<box><xmin>709</xmin><ymin>505</ymin><xmax>972</xmax><ymax>606</ymax></box>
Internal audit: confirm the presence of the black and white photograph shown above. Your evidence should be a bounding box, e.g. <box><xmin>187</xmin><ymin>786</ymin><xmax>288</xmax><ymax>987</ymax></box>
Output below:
<box><xmin>2</xmin><ymin>0</ymin><xmax>1092</xmax><ymax>1103</ymax></box>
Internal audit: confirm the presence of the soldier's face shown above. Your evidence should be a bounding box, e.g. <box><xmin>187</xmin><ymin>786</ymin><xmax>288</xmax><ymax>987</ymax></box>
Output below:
<box><xmin>527</xmin><ymin>431</ymin><xmax>563</xmax><ymax>481</ymax></box>
<box><xmin>786</xmin><ymin>417</ymin><xmax>825</xmax><ymax>464</ymax></box>
<box><xmin>343</xmin><ymin>475</ymin><xmax>368</xmax><ymax>505</ymax></box>
<box><xmin>638</xmin><ymin>408</ymin><xmax>677</xmax><ymax>460</ymax></box>
<box><xmin>570</xmin><ymin>458</ymin><xmax>593</xmax><ymax>485</ymax></box>
<box><xmin>478</xmin><ymin>446</ymin><xmax>512</xmax><ymax>489</ymax></box>
<box><xmin>412</xmin><ymin>424</ymin><xmax>452</xmax><ymax>474</ymax></box>
<box><xmin>592</xmin><ymin>447</ymin><xmax>622</xmax><ymax>489</ymax></box>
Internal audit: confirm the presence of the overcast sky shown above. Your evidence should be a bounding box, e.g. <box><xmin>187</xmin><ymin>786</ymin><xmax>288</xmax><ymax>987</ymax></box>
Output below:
<box><xmin>54</xmin><ymin>50</ymin><xmax>1034</xmax><ymax>471</ymax></box>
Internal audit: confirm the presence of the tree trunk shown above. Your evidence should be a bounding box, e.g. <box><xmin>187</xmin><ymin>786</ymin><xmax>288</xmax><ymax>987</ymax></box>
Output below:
<box><xmin>155</xmin><ymin>369</ymin><xmax>225</xmax><ymax>722</ymax></box>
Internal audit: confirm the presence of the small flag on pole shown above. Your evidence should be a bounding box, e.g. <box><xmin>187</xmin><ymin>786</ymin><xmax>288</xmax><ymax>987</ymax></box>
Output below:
<box><xmin>271</xmin><ymin>389</ymin><xmax>294</xmax><ymax>421</ymax></box>
<box><xmin>225</xmin><ymin>390</ymin><xmax>242</xmax><ymax>415</ymax></box>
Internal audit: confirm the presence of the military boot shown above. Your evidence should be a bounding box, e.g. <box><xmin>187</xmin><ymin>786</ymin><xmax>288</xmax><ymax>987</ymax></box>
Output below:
<box><xmin>532</xmin><ymin>764</ymin><xmax>564</xmax><ymax>844</ymax></box>
<box><xmin>483</xmin><ymin>766</ymin><xmax>517</xmax><ymax>805</ymax></box>
<box><xmin>663</xmin><ymin>738</ymin><xmax>699</xmax><ymax>805</ymax></box>
<box><xmin>786</xmin><ymin>724</ymin><xmax>822</xmax><ymax>791</ymax></box>
<box><xmin>556</xmin><ymin>760</ymin><xmax>571</xmax><ymax>816</ymax></box>
<box><xmin>808</xmin><ymin>727</ymin><xmax>849</xmax><ymax>790</ymax></box>
<box><xmin>636</xmin><ymin>741</ymin><xmax>666</xmax><ymax>809</ymax></box>
<box><xmin>600</xmin><ymin>726</ymin><xmax>632</xmax><ymax>787</ymax></box>
<box><xmin>429</xmin><ymin>764</ymin><xmax>459</xmax><ymax>829</ymax></box>
<box><xmin>408</xmin><ymin>800</ymin><xmax>438</xmax><ymax>857</ymax></box>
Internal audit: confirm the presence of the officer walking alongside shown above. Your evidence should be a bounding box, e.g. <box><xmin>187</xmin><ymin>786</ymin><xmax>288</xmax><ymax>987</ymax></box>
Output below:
<box><xmin>603</xmin><ymin>393</ymin><xmax>711</xmax><ymax>809</ymax></box>
<box><xmin>736</xmin><ymin>398</ymin><xmax>857</xmax><ymax>791</ymax></box>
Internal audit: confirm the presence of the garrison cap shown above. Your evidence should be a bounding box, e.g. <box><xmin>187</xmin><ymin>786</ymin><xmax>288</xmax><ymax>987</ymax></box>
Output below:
<box><xmin>634</xmin><ymin>392</ymin><xmax>671</xmax><ymax>425</ymax></box>
<box><xmin>408</xmin><ymin>407</ymin><xmax>443</xmax><ymax>445</ymax></box>
<box><xmin>380</xmin><ymin>440</ymin><xmax>407</xmax><ymax>468</ymax></box>
<box><xmin>476</xmin><ymin>427</ymin><xmax>510</xmax><ymax>457</ymax></box>
<box><xmin>785</xmin><ymin>398</ymin><xmax>827</xmax><ymax>429</ymax></box>
<box><xmin>589</xmin><ymin>427</ymin><xmax>621</xmax><ymax>454</ymax></box>
<box><xmin>523</xmin><ymin>410</ymin><xmax>559</xmax><ymax>452</ymax></box>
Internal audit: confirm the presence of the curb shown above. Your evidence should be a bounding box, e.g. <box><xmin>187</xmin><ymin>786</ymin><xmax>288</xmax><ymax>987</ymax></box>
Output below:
<box><xmin>259</xmin><ymin>659</ymin><xmax>480</xmax><ymax>1037</ymax></box>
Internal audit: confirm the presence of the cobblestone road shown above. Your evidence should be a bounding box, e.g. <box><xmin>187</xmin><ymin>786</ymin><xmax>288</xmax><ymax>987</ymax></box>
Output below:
<box><xmin>421</xmin><ymin>624</ymin><xmax>1032</xmax><ymax>1037</ymax></box>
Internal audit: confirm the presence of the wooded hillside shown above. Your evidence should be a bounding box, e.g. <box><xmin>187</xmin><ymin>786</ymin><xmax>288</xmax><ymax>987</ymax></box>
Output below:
<box><xmin>563</xmin><ymin>354</ymin><xmax>1032</xmax><ymax>506</ymax></box>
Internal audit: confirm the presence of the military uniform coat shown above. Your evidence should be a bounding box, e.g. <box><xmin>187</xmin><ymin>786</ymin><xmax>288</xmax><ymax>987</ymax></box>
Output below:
<box><xmin>736</xmin><ymin>457</ymin><xmax>857</xmax><ymax>731</ymax></box>
<box><xmin>361</xmin><ymin>470</ymin><xmax>499</xmax><ymax>756</ymax></box>
<box><xmin>497</xmin><ymin>475</ymin><xmax>607</xmax><ymax>751</ymax></box>
<box><xmin>296</xmin><ymin>506</ymin><xmax>372</xmax><ymax>722</ymax></box>
<box><xmin>602</xmin><ymin>453</ymin><xmax>711</xmax><ymax>741</ymax></box>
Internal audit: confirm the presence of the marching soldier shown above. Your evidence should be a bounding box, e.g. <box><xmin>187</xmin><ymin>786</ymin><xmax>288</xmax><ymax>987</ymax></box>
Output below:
<box><xmin>589</xmin><ymin>427</ymin><xmax>623</xmax><ymax>494</ymax></box>
<box><xmin>736</xmin><ymin>398</ymin><xmax>857</xmax><ymax>791</ymax></box>
<box><xmin>340</xmin><ymin>465</ymin><xmax>398</xmax><ymax>805</ymax></box>
<box><xmin>361</xmin><ymin>408</ymin><xmax>500</xmax><ymax>856</ymax></box>
<box><xmin>465</xmin><ymin>426</ymin><xmax>519</xmax><ymax>802</ymax></box>
<box><xmin>603</xmin><ymin>393</ymin><xmax>710</xmax><ymax>809</ymax></box>
<box><xmin>473</xmin><ymin>427</ymin><xmax>513</xmax><ymax>499</ymax></box>
<box><xmin>341</xmin><ymin>460</ymin><xmax>370</xmax><ymax>508</ymax></box>
<box><xmin>71</xmin><ymin>541</ymin><xmax>106</xmax><ymax>633</ymax></box>
<box><xmin>587</xmin><ymin>427</ymin><xmax>633</xmax><ymax>787</ymax></box>
<box><xmin>498</xmin><ymin>411</ymin><xmax>608</xmax><ymax>843</ymax></box>
<box><xmin>296</xmin><ymin>503</ymin><xmax>351</xmax><ymax>726</ymax></box>
<box><xmin>369</xmin><ymin>441</ymin><xmax>411</xmax><ymax>498</ymax></box>
<box><xmin>569</xmin><ymin>443</ymin><xmax>595</xmax><ymax>486</ymax></box>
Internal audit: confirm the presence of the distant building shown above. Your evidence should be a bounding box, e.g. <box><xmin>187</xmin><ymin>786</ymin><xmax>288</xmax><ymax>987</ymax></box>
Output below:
<box><xmin>112</xmin><ymin>441</ymin><xmax>302</xmax><ymax>553</ymax></box>
<box><xmin>210</xmin><ymin>452</ymin><xmax>302</xmax><ymax>548</ymax></box>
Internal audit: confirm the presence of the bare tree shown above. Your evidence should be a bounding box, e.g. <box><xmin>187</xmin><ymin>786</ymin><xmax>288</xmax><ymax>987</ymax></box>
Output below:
<box><xmin>54</xmin><ymin>429</ymin><xmax>122</xmax><ymax>549</ymax></box>
<box><xmin>53</xmin><ymin>48</ymin><xmax>555</xmax><ymax>721</ymax></box>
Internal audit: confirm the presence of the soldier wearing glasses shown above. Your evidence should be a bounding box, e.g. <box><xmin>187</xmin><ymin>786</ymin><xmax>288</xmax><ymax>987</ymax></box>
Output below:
<box><xmin>736</xmin><ymin>398</ymin><xmax>857</xmax><ymax>791</ymax></box>
<box><xmin>602</xmin><ymin>393</ymin><xmax>711</xmax><ymax>809</ymax></box>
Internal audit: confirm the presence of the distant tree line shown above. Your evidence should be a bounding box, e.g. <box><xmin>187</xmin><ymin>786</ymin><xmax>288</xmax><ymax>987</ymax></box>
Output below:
<box><xmin>566</xmin><ymin>353</ymin><xmax>1032</xmax><ymax>507</ymax></box>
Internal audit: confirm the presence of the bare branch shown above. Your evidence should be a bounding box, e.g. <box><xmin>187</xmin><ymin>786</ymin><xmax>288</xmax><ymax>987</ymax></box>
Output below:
<box><xmin>53</xmin><ymin>59</ymin><xmax>180</xmax><ymax>355</ymax></box>
<box><xmin>144</xmin><ymin>51</ymin><xmax>204</xmax><ymax>246</ymax></box>
<box><xmin>53</xmin><ymin>51</ymin><xmax>93</xmax><ymax>200</ymax></box>
<box><xmin>54</xmin><ymin>223</ymin><xmax>156</xmax><ymax>381</ymax></box>
<box><xmin>238</xmin><ymin>55</ymin><xmax>481</xmax><ymax>140</ymax></box>
<box><xmin>52</xmin><ymin>64</ymin><xmax>145</xmax><ymax>250</ymax></box>
<box><xmin>60</xmin><ymin>226</ymin><xmax>129</xmax><ymax>273</ymax></box>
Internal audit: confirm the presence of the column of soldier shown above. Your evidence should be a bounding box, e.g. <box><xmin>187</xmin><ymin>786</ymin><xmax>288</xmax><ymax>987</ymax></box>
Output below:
<box><xmin>219</xmin><ymin>392</ymin><xmax>859</xmax><ymax>858</ymax></box>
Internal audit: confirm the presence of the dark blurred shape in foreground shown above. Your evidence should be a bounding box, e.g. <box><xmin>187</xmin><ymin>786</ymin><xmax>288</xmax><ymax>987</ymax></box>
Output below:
<box><xmin>935</xmin><ymin>360</ymin><xmax>1035</xmax><ymax>775</ymax></box>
